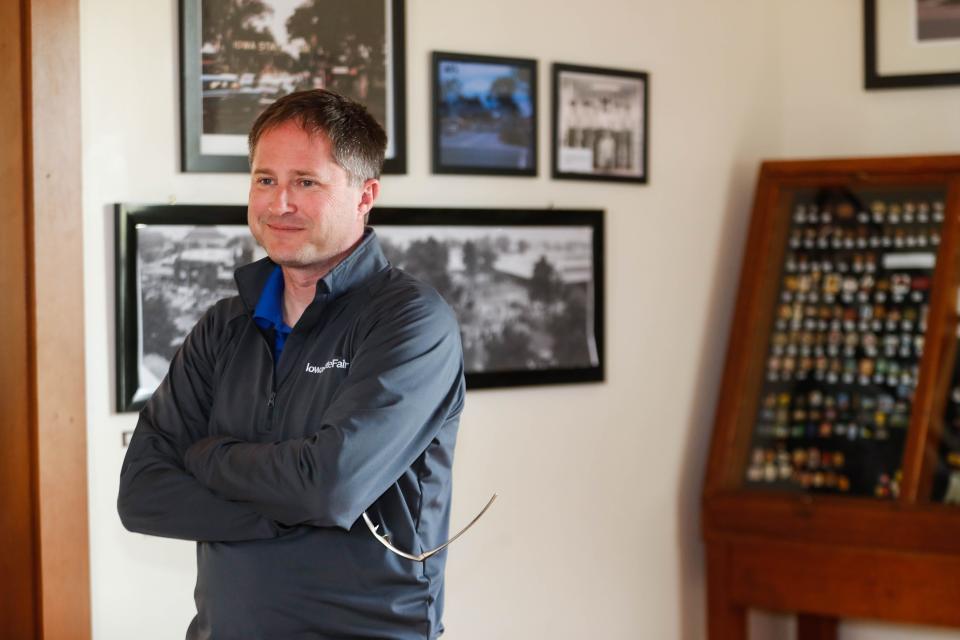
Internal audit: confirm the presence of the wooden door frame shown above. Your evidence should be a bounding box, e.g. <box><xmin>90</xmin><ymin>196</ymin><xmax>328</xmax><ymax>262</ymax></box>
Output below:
<box><xmin>2</xmin><ymin>0</ymin><xmax>91</xmax><ymax>637</ymax></box>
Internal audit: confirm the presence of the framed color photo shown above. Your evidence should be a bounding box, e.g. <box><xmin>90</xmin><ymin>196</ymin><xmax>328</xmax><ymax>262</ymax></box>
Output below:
<box><xmin>116</xmin><ymin>204</ymin><xmax>603</xmax><ymax>410</ymax></box>
<box><xmin>180</xmin><ymin>0</ymin><xmax>407</xmax><ymax>173</ymax></box>
<box><xmin>552</xmin><ymin>63</ymin><xmax>648</xmax><ymax>183</ymax></box>
<box><xmin>432</xmin><ymin>52</ymin><xmax>538</xmax><ymax>176</ymax></box>
<box><xmin>865</xmin><ymin>0</ymin><xmax>960</xmax><ymax>89</ymax></box>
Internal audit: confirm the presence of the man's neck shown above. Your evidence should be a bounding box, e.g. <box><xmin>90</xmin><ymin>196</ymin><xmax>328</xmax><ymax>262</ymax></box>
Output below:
<box><xmin>281</xmin><ymin>267</ymin><xmax>322</xmax><ymax>328</ymax></box>
<box><xmin>279</xmin><ymin>235</ymin><xmax>365</xmax><ymax>327</ymax></box>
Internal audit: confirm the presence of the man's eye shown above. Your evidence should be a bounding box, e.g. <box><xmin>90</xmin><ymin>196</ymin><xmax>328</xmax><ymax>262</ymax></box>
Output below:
<box><xmin>256</xmin><ymin>176</ymin><xmax>275</xmax><ymax>186</ymax></box>
<box><xmin>300</xmin><ymin>179</ymin><xmax>316</xmax><ymax>187</ymax></box>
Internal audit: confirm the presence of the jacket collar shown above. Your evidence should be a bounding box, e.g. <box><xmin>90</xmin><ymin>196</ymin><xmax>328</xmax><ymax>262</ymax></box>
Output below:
<box><xmin>235</xmin><ymin>227</ymin><xmax>389</xmax><ymax>313</ymax></box>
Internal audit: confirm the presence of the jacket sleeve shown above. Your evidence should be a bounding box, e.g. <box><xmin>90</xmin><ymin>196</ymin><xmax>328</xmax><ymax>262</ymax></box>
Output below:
<box><xmin>183</xmin><ymin>291</ymin><xmax>465</xmax><ymax>530</ymax></box>
<box><xmin>118</xmin><ymin>306</ymin><xmax>283</xmax><ymax>542</ymax></box>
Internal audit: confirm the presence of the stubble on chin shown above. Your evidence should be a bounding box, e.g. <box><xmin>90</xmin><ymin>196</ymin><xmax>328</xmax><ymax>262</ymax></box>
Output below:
<box><xmin>253</xmin><ymin>227</ymin><xmax>333</xmax><ymax>271</ymax></box>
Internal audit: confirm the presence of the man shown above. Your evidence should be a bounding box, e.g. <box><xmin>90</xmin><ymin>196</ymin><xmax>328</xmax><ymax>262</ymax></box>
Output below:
<box><xmin>118</xmin><ymin>90</ymin><xmax>465</xmax><ymax>640</ymax></box>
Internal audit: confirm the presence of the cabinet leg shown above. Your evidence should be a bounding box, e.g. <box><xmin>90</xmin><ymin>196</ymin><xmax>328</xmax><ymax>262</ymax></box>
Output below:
<box><xmin>797</xmin><ymin>614</ymin><xmax>838</xmax><ymax>640</ymax></box>
<box><xmin>707</xmin><ymin>599</ymin><xmax>747</xmax><ymax>640</ymax></box>
<box><xmin>707</xmin><ymin>542</ymin><xmax>747</xmax><ymax>640</ymax></box>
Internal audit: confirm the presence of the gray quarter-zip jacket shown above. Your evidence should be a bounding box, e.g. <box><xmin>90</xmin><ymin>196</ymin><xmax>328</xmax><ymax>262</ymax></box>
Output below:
<box><xmin>118</xmin><ymin>229</ymin><xmax>465</xmax><ymax>639</ymax></box>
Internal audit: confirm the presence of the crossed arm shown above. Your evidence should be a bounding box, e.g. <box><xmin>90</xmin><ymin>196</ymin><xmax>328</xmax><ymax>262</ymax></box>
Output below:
<box><xmin>117</xmin><ymin>307</ymin><xmax>281</xmax><ymax>542</ymax></box>
<box><xmin>118</xmin><ymin>295</ymin><xmax>464</xmax><ymax>541</ymax></box>
<box><xmin>183</xmin><ymin>298</ymin><xmax>464</xmax><ymax>529</ymax></box>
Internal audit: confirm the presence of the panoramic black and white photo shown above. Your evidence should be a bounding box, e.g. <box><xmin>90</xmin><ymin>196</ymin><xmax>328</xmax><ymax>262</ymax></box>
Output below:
<box><xmin>117</xmin><ymin>206</ymin><xmax>603</xmax><ymax>410</ymax></box>
<box><xmin>135</xmin><ymin>225</ymin><xmax>264</xmax><ymax>399</ymax></box>
<box><xmin>377</xmin><ymin>225</ymin><xmax>599</xmax><ymax>374</ymax></box>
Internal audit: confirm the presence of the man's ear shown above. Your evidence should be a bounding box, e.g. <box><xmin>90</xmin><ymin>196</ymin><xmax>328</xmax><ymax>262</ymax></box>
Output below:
<box><xmin>357</xmin><ymin>179</ymin><xmax>380</xmax><ymax>219</ymax></box>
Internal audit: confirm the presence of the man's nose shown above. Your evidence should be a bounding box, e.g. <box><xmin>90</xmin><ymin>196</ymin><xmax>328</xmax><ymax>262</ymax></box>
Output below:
<box><xmin>269</xmin><ymin>186</ymin><xmax>294</xmax><ymax>214</ymax></box>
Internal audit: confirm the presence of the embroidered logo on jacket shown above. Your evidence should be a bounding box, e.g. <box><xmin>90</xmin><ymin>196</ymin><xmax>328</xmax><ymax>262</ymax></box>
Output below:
<box><xmin>305</xmin><ymin>359</ymin><xmax>350</xmax><ymax>375</ymax></box>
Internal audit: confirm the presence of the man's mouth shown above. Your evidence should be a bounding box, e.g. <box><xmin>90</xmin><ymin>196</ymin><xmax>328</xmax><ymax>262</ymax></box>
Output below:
<box><xmin>266</xmin><ymin>223</ymin><xmax>304</xmax><ymax>232</ymax></box>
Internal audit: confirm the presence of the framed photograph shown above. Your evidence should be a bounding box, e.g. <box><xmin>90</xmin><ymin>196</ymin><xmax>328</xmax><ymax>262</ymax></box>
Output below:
<box><xmin>864</xmin><ymin>0</ymin><xmax>960</xmax><ymax>89</ymax></box>
<box><xmin>115</xmin><ymin>204</ymin><xmax>256</xmax><ymax>411</ymax></box>
<box><xmin>116</xmin><ymin>204</ymin><xmax>603</xmax><ymax>410</ymax></box>
<box><xmin>371</xmin><ymin>208</ymin><xmax>604</xmax><ymax>387</ymax></box>
<box><xmin>180</xmin><ymin>0</ymin><xmax>407</xmax><ymax>173</ymax></box>
<box><xmin>432</xmin><ymin>51</ymin><xmax>538</xmax><ymax>176</ymax></box>
<box><xmin>552</xmin><ymin>63</ymin><xmax>649</xmax><ymax>183</ymax></box>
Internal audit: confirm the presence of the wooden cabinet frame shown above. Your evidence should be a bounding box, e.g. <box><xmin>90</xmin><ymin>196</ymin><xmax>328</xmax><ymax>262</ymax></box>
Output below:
<box><xmin>703</xmin><ymin>156</ymin><xmax>960</xmax><ymax>639</ymax></box>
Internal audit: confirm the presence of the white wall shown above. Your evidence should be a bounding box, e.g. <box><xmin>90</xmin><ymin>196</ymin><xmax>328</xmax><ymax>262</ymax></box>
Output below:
<box><xmin>79</xmin><ymin>1</ymin><xmax>957</xmax><ymax>639</ymax></box>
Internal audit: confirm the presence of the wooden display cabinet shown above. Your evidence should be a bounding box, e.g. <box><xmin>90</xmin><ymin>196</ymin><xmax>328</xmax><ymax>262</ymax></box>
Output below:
<box><xmin>702</xmin><ymin>156</ymin><xmax>960</xmax><ymax>639</ymax></box>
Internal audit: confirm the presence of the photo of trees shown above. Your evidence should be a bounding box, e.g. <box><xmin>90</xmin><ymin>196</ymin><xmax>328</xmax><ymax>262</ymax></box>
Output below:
<box><xmin>378</xmin><ymin>225</ymin><xmax>599</xmax><ymax>374</ymax></box>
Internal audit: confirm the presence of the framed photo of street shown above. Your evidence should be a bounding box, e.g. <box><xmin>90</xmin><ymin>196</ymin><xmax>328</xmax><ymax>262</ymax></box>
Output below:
<box><xmin>864</xmin><ymin>0</ymin><xmax>960</xmax><ymax>89</ymax></box>
<box><xmin>551</xmin><ymin>63</ymin><xmax>649</xmax><ymax>183</ymax></box>
<box><xmin>431</xmin><ymin>51</ymin><xmax>538</xmax><ymax>176</ymax></box>
<box><xmin>180</xmin><ymin>0</ymin><xmax>407</xmax><ymax>173</ymax></box>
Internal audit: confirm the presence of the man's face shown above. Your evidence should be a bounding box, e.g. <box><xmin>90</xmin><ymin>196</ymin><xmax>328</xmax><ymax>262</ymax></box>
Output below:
<box><xmin>248</xmin><ymin>121</ymin><xmax>378</xmax><ymax>275</ymax></box>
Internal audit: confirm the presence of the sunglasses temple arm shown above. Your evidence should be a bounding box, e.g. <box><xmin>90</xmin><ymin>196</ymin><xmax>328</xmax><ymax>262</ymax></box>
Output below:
<box><xmin>362</xmin><ymin>512</ymin><xmax>428</xmax><ymax>561</ymax></box>
<box><xmin>362</xmin><ymin>493</ymin><xmax>499</xmax><ymax>562</ymax></box>
<box><xmin>419</xmin><ymin>493</ymin><xmax>498</xmax><ymax>560</ymax></box>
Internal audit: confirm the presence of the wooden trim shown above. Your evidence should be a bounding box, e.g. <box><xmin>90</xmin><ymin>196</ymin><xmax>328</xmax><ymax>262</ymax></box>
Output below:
<box><xmin>900</xmin><ymin>177</ymin><xmax>960</xmax><ymax>500</ymax></box>
<box><xmin>705</xmin><ymin>490</ymin><xmax>960</xmax><ymax>555</ymax></box>
<box><xmin>718</xmin><ymin>535</ymin><xmax>960</xmax><ymax>628</ymax></box>
<box><xmin>704</xmin><ymin>166</ymin><xmax>780</xmax><ymax>495</ymax></box>
<box><xmin>0</xmin><ymin>0</ymin><xmax>40</xmax><ymax>635</ymax></box>
<box><xmin>27</xmin><ymin>0</ymin><xmax>91</xmax><ymax>636</ymax></box>
<box><xmin>797</xmin><ymin>614</ymin><xmax>837</xmax><ymax>640</ymax></box>
<box><xmin>0</xmin><ymin>0</ymin><xmax>92</xmax><ymax>636</ymax></box>
<box><xmin>916</xmin><ymin>180</ymin><xmax>960</xmax><ymax>500</ymax></box>
<box><xmin>761</xmin><ymin>155</ymin><xmax>960</xmax><ymax>178</ymax></box>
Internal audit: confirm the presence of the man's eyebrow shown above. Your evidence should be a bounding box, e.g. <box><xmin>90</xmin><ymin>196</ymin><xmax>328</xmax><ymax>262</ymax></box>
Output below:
<box><xmin>250</xmin><ymin>168</ymin><xmax>324</xmax><ymax>178</ymax></box>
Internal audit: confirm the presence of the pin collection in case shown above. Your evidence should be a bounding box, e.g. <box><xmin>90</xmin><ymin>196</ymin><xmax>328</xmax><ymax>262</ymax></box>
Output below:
<box><xmin>745</xmin><ymin>191</ymin><xmax>946</xmax><ymax>498</ymax></box>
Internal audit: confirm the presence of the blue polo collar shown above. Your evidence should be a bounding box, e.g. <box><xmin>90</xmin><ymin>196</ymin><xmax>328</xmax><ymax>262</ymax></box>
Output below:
<box><xmin>252</xmin><ymin>265</ymin><xmax>292</xmax><ymax>361</ymax></box>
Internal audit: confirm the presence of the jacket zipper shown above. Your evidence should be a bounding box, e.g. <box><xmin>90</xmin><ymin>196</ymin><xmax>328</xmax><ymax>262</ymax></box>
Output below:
<box><xmin>257</xmin><ymin>326</ymin><xmax>278</xmax><ymax>434</ymax></box>
<box><xmin>267</xmin><ymin>390</ymin><xmax>277</xmax><ymax>431</ymax></box>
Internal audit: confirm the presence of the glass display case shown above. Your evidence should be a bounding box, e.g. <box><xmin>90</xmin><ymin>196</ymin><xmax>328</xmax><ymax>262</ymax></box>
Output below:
<box><xmin>701</xmin><ymin>156</ymin><xmax>960</xmax><ymax>640</ymax></box>
<box><xmin>743</xmin><ymin>187</ymin><xmax>947</xmax><ymax>498</ymax></box>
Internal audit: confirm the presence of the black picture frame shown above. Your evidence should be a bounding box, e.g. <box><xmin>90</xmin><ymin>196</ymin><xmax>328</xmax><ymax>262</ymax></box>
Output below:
<box><xmin>864</xmin><ymin>0</ymin><xmax>960</xmax><ymax>89</ymax></box>
<box><xmin>179</xmin><ymin>0</ymin><xmax>407</xmax><ymax>173</ymax></box>
<box><xmin>116</xmin><ymin>204</ymin><xmax>604</xmax><ymax>411</ymax></box>
<box><xmin>551</xmin><ymin>63</ymin><xmax>649</xmax><ymax>184</ymax></box>
<box><xmin>115</xmin><ymin>203</ymin><xmax>255</xmax><ymax>412</ymax></box>
<box><xmin>431</xmin><ymin>51</ymin><xmax>538</xmax><ymax>177</ymax></box>
<box><xmin>369</xmin><ymin>207</ymin><xmax>604</xmax><ymax>389</ymax></box>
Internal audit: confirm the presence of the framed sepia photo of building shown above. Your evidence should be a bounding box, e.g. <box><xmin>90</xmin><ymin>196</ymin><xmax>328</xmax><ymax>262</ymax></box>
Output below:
<box><xmin>180</xmin><ymin>0</ymin><xmax>407</xmax><ymax>173</ymax></box>
<box><xmin>432</xmin><ymin>51</ymin><xmax>538</xmax><ymax>176</ymax></box>
<box><xmin>551</xmin><ymin>63</ymin><xmax>648</xmax><ymax>184</ymax></box>
<box><xmin>116</xmin><ymin>204</ymin><xmax>604</xmax><ymax>410</ymax></box>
